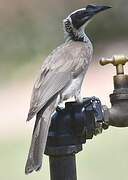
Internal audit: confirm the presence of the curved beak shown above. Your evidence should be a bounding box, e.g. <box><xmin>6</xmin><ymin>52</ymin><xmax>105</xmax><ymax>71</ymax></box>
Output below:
<box><xmin>91</xmin><ymin>6</ymin><xmax>112</xmax><ymax>15</ymax></box>
<box><xmin>70</xmin><ymin>5</ymin><xmax>112</xmax><ymax>29</ymax></box>
<box><xmin>80</xmin><ymin>5</ymin><xmax>112</xmax><ymax>27</ymax></box>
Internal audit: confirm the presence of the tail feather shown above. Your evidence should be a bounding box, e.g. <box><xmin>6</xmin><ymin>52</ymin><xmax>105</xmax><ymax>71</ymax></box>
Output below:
<box><xmin>25</xmin><ymin>100</ymin><xmax>56</xmax><ymax>174</ymax></box>
<box><xmin>25</xmin><ymin>117</ymin><xmax>41</xmax><ymax>174</ymax></box>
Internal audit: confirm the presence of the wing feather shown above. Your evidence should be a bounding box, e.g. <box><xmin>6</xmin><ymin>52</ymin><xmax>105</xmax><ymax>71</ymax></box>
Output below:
<box><xmin>27</xmin><ymin>41</ymin><xmax>93</xmax><ymax>121</ymax></box>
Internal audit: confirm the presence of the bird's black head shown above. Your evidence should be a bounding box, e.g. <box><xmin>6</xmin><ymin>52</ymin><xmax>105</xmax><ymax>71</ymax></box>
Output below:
<box><xmin>69</xmin><ymin>4</ymin><xmax>111</xmax><ymax>29</ymax></box>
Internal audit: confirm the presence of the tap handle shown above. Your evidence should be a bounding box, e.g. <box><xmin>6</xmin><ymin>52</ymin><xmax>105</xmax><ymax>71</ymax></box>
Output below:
<box><xmin>100</xmin><ymin>55</ymin><xmax>128</xmax><ymax>75</ymax></box>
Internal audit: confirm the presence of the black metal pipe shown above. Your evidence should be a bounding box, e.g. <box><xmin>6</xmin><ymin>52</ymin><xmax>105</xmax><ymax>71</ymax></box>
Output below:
<box><xmin>49</xmin><ymin>154</ymin><xmax>77</xmax><ymax>180</ymax></box>
<box><xmin>45</xmin><ymin>97</ymin><xmax>104</xmax><ymax>180</ymax></box>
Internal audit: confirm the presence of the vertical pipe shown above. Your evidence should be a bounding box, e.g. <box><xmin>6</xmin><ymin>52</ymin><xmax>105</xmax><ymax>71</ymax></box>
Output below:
<box><xmin>49</xmin><ymin>154</ymin><xmax>77</xmax><ymax>180</ymax></box>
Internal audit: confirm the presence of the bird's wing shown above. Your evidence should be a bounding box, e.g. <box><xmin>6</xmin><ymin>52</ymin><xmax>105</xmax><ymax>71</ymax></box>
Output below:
<box><xmin>27</xmin><ymin>41</ymin><xmax>92</xmax><ymax>121</ymax></box>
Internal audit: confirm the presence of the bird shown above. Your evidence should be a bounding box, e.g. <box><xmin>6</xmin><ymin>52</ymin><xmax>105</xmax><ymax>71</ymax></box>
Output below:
<box><xmin>25</xmin><ymin>4</ymin><xmax>111</xmax><ymax>174</ymax></box>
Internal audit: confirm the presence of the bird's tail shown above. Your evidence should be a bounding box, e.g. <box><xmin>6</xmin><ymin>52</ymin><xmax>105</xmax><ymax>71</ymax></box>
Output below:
<box><xmin>25</xmin><ymin>100</ymin><xmax>56</xmax><ymax>174</ymax></box>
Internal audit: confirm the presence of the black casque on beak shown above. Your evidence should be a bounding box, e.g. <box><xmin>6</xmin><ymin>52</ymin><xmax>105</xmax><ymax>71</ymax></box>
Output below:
<box><xmin>86</xmin><ymin>4</ymin><xmax>112</xmax><ymax>15</ymax></box>
<box><xmin>70</xmin><ymin>5</ymin><xmax>111</xmax><ymax>29</ymax></box>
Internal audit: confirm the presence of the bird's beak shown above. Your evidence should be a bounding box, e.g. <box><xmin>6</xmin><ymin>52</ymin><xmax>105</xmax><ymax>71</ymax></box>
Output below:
<box><xmin>70</xmin><ymin>5</ymin><xmax>111</xmax><ymax>29</ymax></box>
<box><xmin>86</xmin><ymin>5</ymin><xmax>112</xmax><ymax>17</ymax></box>
<box><xmin>79</xmin><ymin>5</ymin><xmax>112</xmax><ymax>27</ymax></box>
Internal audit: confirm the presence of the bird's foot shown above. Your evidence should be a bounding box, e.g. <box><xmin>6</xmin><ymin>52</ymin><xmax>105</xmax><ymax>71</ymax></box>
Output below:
<box><xmin>75</xmin><ymin>91</ymin><xmax>83</xmax><ymax>103</ymax></box>
<box><xmin>56</xmin><ymin>106</ymin><xmax>63</xmax><ymax>112</ymax></box>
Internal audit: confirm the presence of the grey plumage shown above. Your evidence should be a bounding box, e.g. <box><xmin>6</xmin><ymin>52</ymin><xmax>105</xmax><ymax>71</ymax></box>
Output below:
<box><xmin>27</xmin><ymin>40</ymin><xmax>92</xmax><ymax>122</ymax></box>
<box><xmin>25</xmin><ymin>40</ymin><xmax>93</xmax><ymax>174</ymax></box>
<box><xmin>25</xmin><ymin>5</ymin><xmax>111</xmax><ymax>174</ymax></box>
<box><xmin>25</xmin><ymin>99</ymin><xmax>57</xmax><ymax>172</ymax></box>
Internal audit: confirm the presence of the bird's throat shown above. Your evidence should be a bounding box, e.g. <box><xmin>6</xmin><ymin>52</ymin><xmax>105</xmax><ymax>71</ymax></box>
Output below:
<box><xmin>65</xmin><ymin>28</ymin><xmax>87</xmax><ymax>42</ymax></box>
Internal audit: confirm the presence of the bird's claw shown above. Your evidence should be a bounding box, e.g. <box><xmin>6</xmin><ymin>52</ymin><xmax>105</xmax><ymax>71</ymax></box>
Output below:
<box><xmin>56</xmin><ymin>106</ymin><xmax>63</xmax><ymax>112</ymax></box>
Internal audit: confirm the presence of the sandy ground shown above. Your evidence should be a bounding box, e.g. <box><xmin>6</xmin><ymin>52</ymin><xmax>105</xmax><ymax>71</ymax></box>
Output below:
<box><xmin>1</xmin><ymin>40</ymin><xmax>128</xmax><ymax>140</ymax></box>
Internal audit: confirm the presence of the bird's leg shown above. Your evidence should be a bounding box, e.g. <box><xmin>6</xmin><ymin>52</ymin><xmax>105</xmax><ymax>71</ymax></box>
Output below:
<box><xmin>54</xmin><ymin>94</ymin><xmax>61</xmax><ymax>108</ymax></box>
<box><xmin>55</xmin><ymin>94</ymin><xmax>66</xmax><ymax>112</ymax></box>
<box><xmin>75</xmin><ymin>90</ymin><xmax>83</xmax><ymax>103</ymax></box>
<box><xmin>54</xmin><ymin>94</ymin><xmax>63</xmax><ymax>112</ymax></box>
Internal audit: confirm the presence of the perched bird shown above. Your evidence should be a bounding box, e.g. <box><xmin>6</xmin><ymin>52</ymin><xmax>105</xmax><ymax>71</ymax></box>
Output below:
<box><xmin>25</xmin><ymin>4</ymin><xmax>111</xmax><ymax>174</ymax></box>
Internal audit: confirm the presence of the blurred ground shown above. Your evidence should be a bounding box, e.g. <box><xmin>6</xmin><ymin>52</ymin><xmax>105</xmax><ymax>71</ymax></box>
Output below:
<box><xmin>1</xmin><ymin>41</ymin><xmax>128</xmax><ymax>180</ymax></box>
<box><xmin>1</xmin><ymin>0</ymin><xmax>128</xmax><ymax>180</ymax></box>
